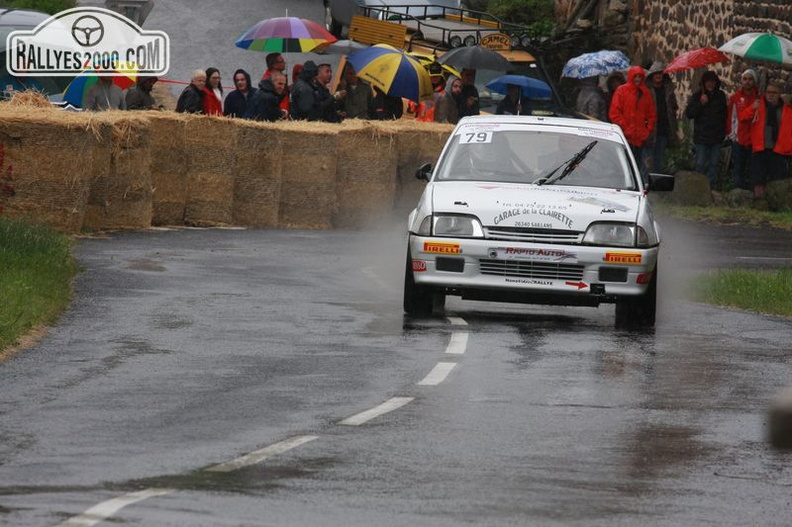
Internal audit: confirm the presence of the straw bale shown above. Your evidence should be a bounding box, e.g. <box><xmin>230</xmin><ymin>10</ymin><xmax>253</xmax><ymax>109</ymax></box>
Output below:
<box><xmin>8</xmin><ymin>90</ymin><xmax>51</xmax><ymax>108</ymax></box>
<box><xmin>334</xmin><ymin>123</ymin><xmax>398</xmax><ymax>228</ymax></box>
<box><xmin>146</xmin><ymin>113</ymin><xmax>188</xmax><ymax>225</ymax></box>
<box><xmin>0</xmin><ymin>114</ymin><xmax>97</xmax><ymax>233</ymax></box>
<box><xmin>83</xmin><ymin>115</ymin><xmax>152</xmax><ymax>231</ymax></box>
<box><xmin>183</xmin><ymin>116</ymin><xmax>236</xmax><ymax>226</ymax></box>
<box><xmin>393</xmin><ymin>122</ymin><xmax>454</xmax><ymax>213</ymax></box>
<box><xmin>233</xmin><ymin>121</ymin><xmax>282</xmax><ymax>227</ymax></box>
<box><xmin>278</xmin><ymin>126</ymin><xmax>339</xmax><ymax>229</ymax></box>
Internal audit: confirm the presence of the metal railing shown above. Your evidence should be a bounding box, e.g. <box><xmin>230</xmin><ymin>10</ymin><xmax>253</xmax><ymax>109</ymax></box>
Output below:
<box><xmin>358</xmin><ymin>3</ymin><xmax>540</xmax><ymax>52</ymax></box>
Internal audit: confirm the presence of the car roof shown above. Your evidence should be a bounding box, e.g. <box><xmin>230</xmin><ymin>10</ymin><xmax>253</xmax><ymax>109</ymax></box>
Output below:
<box><xmin>457</xmin><ymin>114</ymin><xmax>621</xmax><ymax>132</ymax></box>
<box><xmin>0</xmin><ymin>8</ymin><xmax>49</xmax><ymax>27</ymax></box>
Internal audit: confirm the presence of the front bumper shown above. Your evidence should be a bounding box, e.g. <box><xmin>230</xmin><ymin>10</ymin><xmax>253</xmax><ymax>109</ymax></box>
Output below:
<box><xmin>409</xmin><ymin>235</ymin><xmax>658</xmax><ymax>306</ymax></box>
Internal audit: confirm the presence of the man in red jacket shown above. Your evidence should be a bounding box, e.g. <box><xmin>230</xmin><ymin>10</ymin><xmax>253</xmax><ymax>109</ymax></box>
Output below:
<box><xmin>609</xmin><ymin>65</ymin><xmax>657</xmax><ymax>182</ymax></box>
<box><xmin>740</xmin><ymin>79</ymin><xmax>792</xmax><ymax>198</ymax></box>
<box><xmin>727</xmin><ymin>69</ymin><xmax>760</xmax><ymax>190</ymax></box>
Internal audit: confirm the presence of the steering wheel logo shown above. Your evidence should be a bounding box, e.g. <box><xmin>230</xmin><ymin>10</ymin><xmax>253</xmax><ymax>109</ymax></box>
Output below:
<box><xmin>71</xmin><ymin>15</ymin><xmax>104</xmax><ymax>47</ymax></box>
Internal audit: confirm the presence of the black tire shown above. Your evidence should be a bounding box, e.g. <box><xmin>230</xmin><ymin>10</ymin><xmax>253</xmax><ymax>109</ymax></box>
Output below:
<box><xmin>403</xmin><ymin>248</ymin><xmax>435</xmax><ymax>316</ymax></box>
<box><xmin>615</xmin><ymin>266</ymin><xmax>657</xmax><ymax>328</ymax></box>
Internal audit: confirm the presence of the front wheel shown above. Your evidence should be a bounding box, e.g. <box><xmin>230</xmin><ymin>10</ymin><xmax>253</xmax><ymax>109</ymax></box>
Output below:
<box><xmin>615</xmin><ymin>267</ymin><xmax>657</xmax><ymax>328</ymax></box>
<box><xmin>403</xmin><ymin>248</ymin><xmax>439</xmax><ymax>316</ymax></box>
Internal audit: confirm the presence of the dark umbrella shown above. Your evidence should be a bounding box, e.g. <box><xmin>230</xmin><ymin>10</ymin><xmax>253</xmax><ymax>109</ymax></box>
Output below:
<box><xmin>437</xmin><ymin>46</ymin><xmax>513</xmax><ymax>71</ymax></box>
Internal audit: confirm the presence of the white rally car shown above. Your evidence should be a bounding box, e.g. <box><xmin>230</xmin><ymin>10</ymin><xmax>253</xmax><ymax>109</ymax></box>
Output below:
<box><xmin>404</xmin><ymin>115</ymin><xmax>675</xmax><ymax>327</ymax></box>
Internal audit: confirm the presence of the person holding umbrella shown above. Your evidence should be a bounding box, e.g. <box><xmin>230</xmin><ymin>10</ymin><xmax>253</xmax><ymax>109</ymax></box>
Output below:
<box><xmin>496</xmin><ymin>83</ymin><xmax>523</xmax><ymax>115</ymax></box>
<box><xmin>740</xmin><ymin>79</ymin><xmax>792</xmax><ymax>199</ymax></box>
<box><xmin>685</xmin><ymin>70</ymin><xmax>728</xmax><ymax>187</ymax></box>
<box><xmin>575</xmin><ymin>76</ymin><xmax>607</xmax><ymax>121</ymax></box>
<box><xmin>727</xmin><ymin>69</ymin><xmax>760</xmax><ymax>190</ymax></box>
<box><xmin>83</xmin><ymin>76</ymin><xmax>126</xmax><ymax>111</ymax></box>
<box><xmin>458</xmin><ymin>68</ymin><xmax>480</xmax><ymax>118</ymax></box>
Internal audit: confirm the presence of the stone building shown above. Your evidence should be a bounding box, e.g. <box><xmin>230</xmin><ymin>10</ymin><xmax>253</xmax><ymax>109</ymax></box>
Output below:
<box><xmin>555</xmin><ymin>0</ymin><xmax>792</xmax><ymax>108</ymax></box>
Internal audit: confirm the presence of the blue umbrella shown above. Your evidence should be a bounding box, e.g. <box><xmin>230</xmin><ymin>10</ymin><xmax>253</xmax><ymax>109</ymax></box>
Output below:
<box><xmin>561</xmin><ymin>50</ymin><xmax>630</xmax><ymax>79</ymax></box>
<box><xmin>485</xmin><ymin>74</ymin><xmax>552</xmax><ymax>98</ymax></box>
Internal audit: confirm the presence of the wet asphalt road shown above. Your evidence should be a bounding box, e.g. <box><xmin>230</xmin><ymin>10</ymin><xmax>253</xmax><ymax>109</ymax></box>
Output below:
<box><xmin>1</xmin><ymin>218</ymin><xmax>791</xmax><ymax>526</ymax></box>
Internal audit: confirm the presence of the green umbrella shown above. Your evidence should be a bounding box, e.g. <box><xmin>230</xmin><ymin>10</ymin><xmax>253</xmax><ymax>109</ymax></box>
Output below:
<box><xmin>718</xmin><ymin>32</ymin><xmax>792</xmax><ymax>65</ymax></box>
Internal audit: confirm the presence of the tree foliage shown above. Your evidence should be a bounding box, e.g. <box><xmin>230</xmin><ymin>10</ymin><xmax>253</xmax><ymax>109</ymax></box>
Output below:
<box><xmin>467</xmin><ymin>0</ymin><xmax>556</xmax><ymax>37</ymax></box>
<box><xmin>2</xmin><ymin>0</ymin><xmax>76</xmax><ymax>15</ymax></box>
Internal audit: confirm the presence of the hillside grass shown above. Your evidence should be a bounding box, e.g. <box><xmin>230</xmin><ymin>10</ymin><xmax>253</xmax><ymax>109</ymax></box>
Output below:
<box><xmin>0</xmin><ymin>218</ymin><xmax>79</xmax><ymax>354</ymax></box>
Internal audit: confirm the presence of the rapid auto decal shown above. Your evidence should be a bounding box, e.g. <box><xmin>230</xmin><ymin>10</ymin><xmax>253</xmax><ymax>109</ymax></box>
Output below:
<box><xmin>423</xmin><ymin>241</ymin><xmax>461</xmax><ymax>254</ymax></box>
<box><xmin>603</xmin><ymin>252</ymin><xmax>642</xmax><ymax>264</ymax></box>
<box><xmin>488</xmin><ymin>247</ymin><xmax>577</xmax><ymax>262</ymax></box>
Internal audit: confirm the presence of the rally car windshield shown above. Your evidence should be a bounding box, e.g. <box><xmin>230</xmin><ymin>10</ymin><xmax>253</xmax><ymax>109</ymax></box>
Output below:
<box><xmin>434</xmin><ymin>128</ymin><xmax>638</xmax><ymax>190</ymax></box>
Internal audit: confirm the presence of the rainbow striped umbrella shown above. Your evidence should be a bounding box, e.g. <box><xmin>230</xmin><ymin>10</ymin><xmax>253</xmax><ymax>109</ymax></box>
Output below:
<box><xmin>62</xmin><ymin>71</ymin><xmax>136</xmax><ymax>107</ymax></box>
<box><xmin>235</xmin><ymin>17</ymin><xmax>337</xmax><ymax>53</ymax></box>
<box><xmin>346</xmin><ymin>44</ymin><xmax>433</xmax><ymax>103</ymax></box>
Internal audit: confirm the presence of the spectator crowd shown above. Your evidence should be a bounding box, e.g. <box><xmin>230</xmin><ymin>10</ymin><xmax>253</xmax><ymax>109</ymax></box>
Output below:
<box><xmin>83</xmin><ymin>49</ymin><xmax>792</xmax><ymax>199</ymax></box>
<box><xmin>575</xmin><ymin>61</ymin><xmax>792</xmax><ymax>198</ymax></box>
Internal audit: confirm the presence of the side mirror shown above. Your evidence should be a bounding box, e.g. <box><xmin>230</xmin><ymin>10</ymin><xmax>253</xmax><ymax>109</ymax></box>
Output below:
<box><xmin>415</xmin><ymin>163</ymin><xmax>432</xmax><ymax>181</ymax></box>
<box><xmin>647</xmin><ymin>173</ymin><xmax>675</xmax><ymax>192</ymax></box>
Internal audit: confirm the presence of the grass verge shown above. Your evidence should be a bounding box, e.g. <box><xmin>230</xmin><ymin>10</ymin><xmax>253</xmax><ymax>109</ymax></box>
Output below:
<box><xmin>657</xmin><ymin>204</ymin><xmax>792</xmax><ymax>231</ymax></box>
<box><xmin>0</xmin><ymin>218</ymin><xmax>79</xmax><ymax>354</ymax></box>
<box><xmin>692</xmin><ymin>269</ymin><xmax>792</xmax><ymax>318</ymax></box>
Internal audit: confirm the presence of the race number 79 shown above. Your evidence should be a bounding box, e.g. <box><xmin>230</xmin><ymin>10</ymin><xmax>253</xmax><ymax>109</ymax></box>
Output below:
<box><xmin>459</xmin><ymin>131</ymin><xmax>493</xmax><ymax>144</ymax></box>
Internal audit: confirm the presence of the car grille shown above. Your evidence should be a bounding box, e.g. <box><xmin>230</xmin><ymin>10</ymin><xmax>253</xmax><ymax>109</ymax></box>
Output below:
<box><xmin>479</xmin><ymin>259</ymin><xmax>585</xmax><ymax>280</ymax></box>
<box><xmin>485</xmin><ymin>227</ymin><xmax>584</xmax><ymax>244</ymax></box>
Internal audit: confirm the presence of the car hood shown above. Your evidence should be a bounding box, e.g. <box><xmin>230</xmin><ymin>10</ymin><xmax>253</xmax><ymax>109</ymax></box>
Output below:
<box><xmin>430</xmin><ymin>181</ymin><xmax>641</xmax><ymax>231</ymax></box>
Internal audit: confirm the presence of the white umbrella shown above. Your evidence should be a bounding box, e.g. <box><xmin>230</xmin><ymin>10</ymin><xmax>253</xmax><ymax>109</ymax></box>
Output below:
<box><xmin>718</xmin><ymin>32</ymin><xmax>792</xmax><ymax>65</ymax></box>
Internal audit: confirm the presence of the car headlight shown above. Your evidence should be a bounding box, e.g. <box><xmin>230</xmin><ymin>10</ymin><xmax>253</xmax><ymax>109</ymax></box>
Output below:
<box><xmin>583</xmin><ymin>222</ymin><xmax>651</xmax><ymax>247</ymax></box>
<box><xmin>432</xmin><ymin>214</ymin><xmax>484</xmax><ymax>238</ymax></box>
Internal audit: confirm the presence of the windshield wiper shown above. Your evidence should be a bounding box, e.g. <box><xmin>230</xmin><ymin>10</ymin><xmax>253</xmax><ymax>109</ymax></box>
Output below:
<box><xmin>533</xmin><ymin>140</ymin><xmax>598</xmax><ymax>186</ymax></box>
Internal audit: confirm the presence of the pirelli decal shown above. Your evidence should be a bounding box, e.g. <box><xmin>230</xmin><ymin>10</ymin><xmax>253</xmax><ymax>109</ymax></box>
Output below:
<box><xmin>423</xmin><ymin>241</ymin><xmax>461</xmax><ymax>254</ymax></box>
<box><xmin>603</xmin><ymin>251</ymin><xmax>642</xmax><ymax>265</ymax></box>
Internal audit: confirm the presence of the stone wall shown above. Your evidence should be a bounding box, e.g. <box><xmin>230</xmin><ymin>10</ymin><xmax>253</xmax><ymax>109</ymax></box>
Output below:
<box><xmin>555</xmin><ymin>0</ymin><xmax>792</xmax><ymax>109</ymax></box>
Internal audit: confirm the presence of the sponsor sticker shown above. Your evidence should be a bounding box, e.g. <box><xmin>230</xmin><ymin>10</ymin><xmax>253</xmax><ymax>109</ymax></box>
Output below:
<box><xmin>458</xmin><ymin>131</ymin><xmax>493</xmax><ymax>144</ymax></box>
<box><xmin>412</xmin><ymin>260</ymin><xmax>427</xmax><ymax>272</ymax></box>
<box><xmin>423</xmin><ymin>241</ymin><xmax>461</xmax><ymax>254</ymax></box>
<box><xmin>603</xmin><ymin>252</ymin><xmax>642</xmax><ymax>265</ymax></box>
<box><xmin>488</xmin><ymin>246</ymin><xmax>577</xmax><ymax>262</ymax></box>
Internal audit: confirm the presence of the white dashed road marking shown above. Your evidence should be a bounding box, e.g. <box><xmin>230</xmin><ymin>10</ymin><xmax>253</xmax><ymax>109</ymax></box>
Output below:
<box><xmin>418</xmin><ymin>362</ymin><xmax>457</xmax><ymax>386</ymax></box>
<box><xmin>339</xmin><ymin>397</ymin><xmax>415</xmax><ymax>426</ymax></box>
<box><xmin>206</xmin><ymin>435</ymin><xmax>319</xmax><ymax>473</ymax></box>
<box><xmin>445</xmin><ymin>332</ymin><xmax>468</xmax><ymax>355</ymax></box>
<box><xmin>58</xmin><ymin>488</ymin><xmax>173</xmax><ymax>527</ymax></box>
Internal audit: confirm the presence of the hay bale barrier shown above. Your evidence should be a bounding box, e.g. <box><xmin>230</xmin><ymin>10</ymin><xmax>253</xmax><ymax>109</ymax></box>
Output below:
<box><xmin>147</xmin><ymin>113</ymin><xmax>188</xmax><ymax>225</ymax></box>
<box><xmin>393</xmin><ymin>121</ymin><xmax>454</xmax><ymax>215</ymax></box>
<box><xmin>0</xmin><ymin>104</ymin><xmax>98</xmax><ymax>233</ymax></box>
<box><xmin>233</xmin><ymin>121</ymin><xmax>282</xmax><ymax>227</ymax></box>
<box><xmin>334</xmin><ymin>121</ymin><xmax>398</xmax><ymax>228</ymax></box>
<box><xmin>0</xmin><ymin>95</ymin><xmax>459</xmax><ymax>232</ymax></box>
<box><xmin>83</xmin><ymin>114</ymin><xmax>152</xmax><ymax>231</ymax></box>
<box><xmin>183</xmin><ymin>117</ymin><xmax>237</xmax><ymax>227</ymax></box>
<box><xmin>278</xmin><ymin>123</ymin><xmax>339</xmax><ymax>229</ymax></box>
